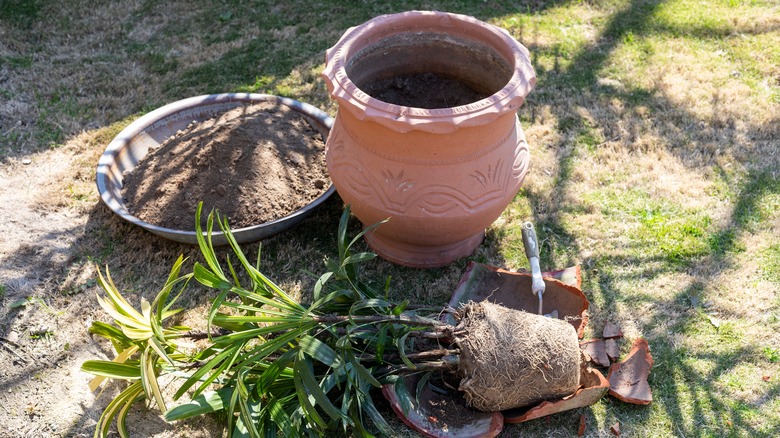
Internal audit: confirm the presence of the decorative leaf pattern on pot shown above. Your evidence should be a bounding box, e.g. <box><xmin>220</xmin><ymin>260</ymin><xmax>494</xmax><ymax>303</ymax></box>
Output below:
<box><xmin>329</xmin><ymin>157</ymin><xmax>522</xmax><ymax>216</ymax></box>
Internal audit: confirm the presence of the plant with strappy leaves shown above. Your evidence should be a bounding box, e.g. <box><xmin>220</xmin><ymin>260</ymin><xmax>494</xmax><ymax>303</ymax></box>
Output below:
<box><xmin>82</xmin><ymin>256</ymin><xmax>191</xmax><ymax>437</ymax></box>
<box><xmin>84</xmin><ymin>205</ymin><xmax>462</xmax><ymax>437</ymax></box>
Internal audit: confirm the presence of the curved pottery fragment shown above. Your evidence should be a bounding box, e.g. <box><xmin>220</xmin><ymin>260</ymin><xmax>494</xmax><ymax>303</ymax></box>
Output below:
<box><xmin>381</xmin><ymin>374</ymin><xmax>503</xmax><ymax>438</ymax></box>
<box><xmin>608</xmin><ymin>338</ymin><xmax>653</xmax><ymax>405</ymax></box>
<box><xmin>503</xmin><ymin>362</ymin><xmax>609</xmax><ymax>423</ymax></box>
<box><xmin>446</xmin><ymin>262</ymin><xmax>589</xmax><ymax>337</ymax></box>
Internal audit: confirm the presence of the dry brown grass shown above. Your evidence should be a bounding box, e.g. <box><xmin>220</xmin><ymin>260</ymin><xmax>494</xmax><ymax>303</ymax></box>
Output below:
<box><xmin>1</xmin><ymin>0</ymin><xmax>779</xmax><ymax>436</ymax></box>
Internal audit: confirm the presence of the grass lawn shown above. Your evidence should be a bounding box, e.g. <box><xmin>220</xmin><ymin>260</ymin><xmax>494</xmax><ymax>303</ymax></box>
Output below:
<box><xmin>0</xmin><ymin>0</ymin><xmax>778</xmax><ymax>436</ymax></box>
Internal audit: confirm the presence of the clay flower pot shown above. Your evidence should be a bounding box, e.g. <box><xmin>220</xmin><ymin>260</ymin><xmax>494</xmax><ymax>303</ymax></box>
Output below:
<box><xmin>322</xmin><ymin>11</ymin><xmax>536</xmax><ymax>267</ymax></box>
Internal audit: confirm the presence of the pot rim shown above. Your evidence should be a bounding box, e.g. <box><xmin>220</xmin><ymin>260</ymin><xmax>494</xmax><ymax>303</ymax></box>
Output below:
<box><xmin>95</xmin><ymin>93</ymin><xmax>335</xmax><ymax>245</ymax></box>
<box><xmin>322</xmin><ymin>10</ymin><xmax>536</xmax><ymax>134</ymax></box>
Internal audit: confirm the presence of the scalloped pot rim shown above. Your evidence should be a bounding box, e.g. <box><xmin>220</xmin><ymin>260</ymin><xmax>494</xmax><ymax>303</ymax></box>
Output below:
<box><xmin>322</xmin><ymin>10</ymin><xmax>537</xmax><ymax>134</ymax></box>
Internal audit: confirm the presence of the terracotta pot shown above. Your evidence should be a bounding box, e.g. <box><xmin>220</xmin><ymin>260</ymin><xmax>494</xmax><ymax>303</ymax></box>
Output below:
<box><xmin>322</xmin><ymin>11</ymin><xmax>536</xmax><ymax>268</ymax></box>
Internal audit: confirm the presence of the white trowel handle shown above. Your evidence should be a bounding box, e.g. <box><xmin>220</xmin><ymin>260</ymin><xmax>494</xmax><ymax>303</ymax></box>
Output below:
<box><xmin>522</xmin><ymin>222</ymin><xmax>545</xmax><ymax>314</ymax></box>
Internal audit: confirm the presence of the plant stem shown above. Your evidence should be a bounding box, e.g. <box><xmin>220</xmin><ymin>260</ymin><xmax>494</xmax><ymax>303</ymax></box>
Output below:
<box><xmin>173</xmin><ymin>328</ymin><xmax>230</xmax><ymax>340</ymax></box>
<box><xmin>313</xmin><ymin>313</ymin><xmax>450</xmax><ymax>329</ymax></box>
<box><xmin>378</xmin><ymin>357</ymin><xmax>460</xmax><ymax>374</ymax></box>
<box><xmin>333</xmin><ymin>327</ymin><xmax>451</xmax><ymax>340</ymax></box>
<box><xmin>359</xmin><ymin>348</ymin><xmax>459</xmax><ymax>363</ymax></box>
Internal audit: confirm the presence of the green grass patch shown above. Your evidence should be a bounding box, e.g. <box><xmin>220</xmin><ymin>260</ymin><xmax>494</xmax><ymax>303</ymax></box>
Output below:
<box><xmin>0</xmin><ymin>0</ymin><xmax>41</xmax><ymax>28</ymax></box>
<box><xmin>763</xmin><ymin>347</ymin><xmax>780</xmax><ymax>363</ymax></box>
<box><xmin>760</xmin><ymin>245</ymin><xmax>780</xmax><ymax>284</ymax></box>
<box><xmin>586</xmin><ymin>187</ymin><xmax>713</xmax><ymax>264</ymax></box>
<box><xmin>0</xmin><ymin>55</ymin><xmax>33</xmax><ymax>68</ymax></box>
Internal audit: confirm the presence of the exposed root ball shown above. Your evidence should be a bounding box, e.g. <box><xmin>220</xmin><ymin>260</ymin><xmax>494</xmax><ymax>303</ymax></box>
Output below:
<box><xmin>455</xmin><ymin>301</ymin><xmax>581</xmax><ymax>411</ymax></box>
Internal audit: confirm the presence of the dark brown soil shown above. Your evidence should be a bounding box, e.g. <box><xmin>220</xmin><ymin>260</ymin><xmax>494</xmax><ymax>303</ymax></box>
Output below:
<box><xmin>417</xmin><ymin>375</ymin><xmax>491</xmax><ymax>430</ymax></box>
<box><xmin>121</xmin><ymin>102</ymin><xmax>329</xmax><ymax>230</ymax></box>
<box><xmin>361</xmin><ymin>72</ymin><xmax>490</xmax><ymax>108</ymax></box>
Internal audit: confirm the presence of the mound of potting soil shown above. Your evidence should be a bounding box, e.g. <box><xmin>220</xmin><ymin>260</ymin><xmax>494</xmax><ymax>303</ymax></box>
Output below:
<box><xmin>121</xmin><ymin>102</ymin><xmax>329</xmax><ymax>230</ymax></box>
<box><xmin>455</xmin><ymin>301</ymin><xmax>581</xmax><ymax>411</ymax></box>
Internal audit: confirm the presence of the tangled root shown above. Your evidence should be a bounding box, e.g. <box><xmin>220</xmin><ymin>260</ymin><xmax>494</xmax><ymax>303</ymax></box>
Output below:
<box><xmin>455</xmin><ymin>301</ymin><xmax>581</xmax><ymax>411</ymax></box>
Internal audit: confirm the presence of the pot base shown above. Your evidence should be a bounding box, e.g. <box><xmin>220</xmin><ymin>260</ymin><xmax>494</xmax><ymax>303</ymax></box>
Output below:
<box><xmin>364</xmin><ymin>230</ymin><xmax>484</xmax><ymax>268</ymax></box>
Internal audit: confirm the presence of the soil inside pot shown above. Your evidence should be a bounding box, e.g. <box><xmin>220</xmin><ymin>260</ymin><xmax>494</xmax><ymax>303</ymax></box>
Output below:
<box><xmin>360</xmin><ymin>72</ymin><xmax>490</xmax><ymax>109</ymax></box>
<box><xmin>121</xmin><ymin>102</ymin><xmax>329</xmax><ymax>230</ymax></box>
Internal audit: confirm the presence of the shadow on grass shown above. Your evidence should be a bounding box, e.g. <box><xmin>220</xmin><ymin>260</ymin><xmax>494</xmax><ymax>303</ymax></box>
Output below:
<box><xmin>512</xmin><ymin>0</ymin><xmax>779</xmax><ymax>435</ymax></box>
<box><xmin>3</xmin><ymin>0</ymin><xmax>778</xmax><ymax>436</ymax></box>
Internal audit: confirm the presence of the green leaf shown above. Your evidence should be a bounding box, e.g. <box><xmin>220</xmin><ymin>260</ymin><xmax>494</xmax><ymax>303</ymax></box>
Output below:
<box><xmin>94</xmin><ymin>381</ymin><xmax>144</xmax><ymax>438</ymax></box>
<box><xmin>345</xmin><ymin>218</ymin><xmax>387</xmax><ymax>255</ymax></box>
<box><xmin>235</xmin><ymin>367</ymin><xmax>263</xmax><ymax>438</ymax></box>
<box><xmin>228</xmin><ymin>379</ymin><xmax>241</xmax><ymax>436</ymax></box>
<box><xmin>255</xmin><ymin>349</ymin><xmax>296</xmax><ymax>396</ymax></box>
<box><xmin>298</xmin><ymin>335</ymin><xmax>343</xmax><ymax>368</ymax></box>
<box><xmin>115</xmin><ymin>388</ymin><xmax>143</xmax><ymax>438</ymax></box>
<box><xmin>415</xmin><ymin>372</ymin><xmax>431</xmax><ymax>405</ymax></box>
<box><xmin>81</xmin><ymin>361</ymin><xmax>141</xmax><ymax>380</ymax></box>
<box><xmin>313</xmin><ymin>271</ymin><xmax>333</xmax><ymax>301</ymax></box>
<box><xmin>174</xmin><ymin>342</ymin><xmax>243</xmax><ymax>400</ymax></box>
<box><xmin>164</xmin><ymin>387</ymin><xmax>233</xmax><ymax>421</ymax></box>
<box><xmin>195</xmin><ymin>203</ymin><xmax>227</xmax><ymax>281</ymax></box>
<box><xmin>294</xmin><ymin>353</ymin><xmax>352</xmax><ymax>426</ymax></box>
<box><xmin>356</xmin><ymin>385</ymin><xmax>394</xmax><ymax>436</ymax></box>
<box><xmin>153</xmin><ymin>254</ymin><xmax>186</xmax><ymax>317</ymax></box>
<box><xmin>148</xmin><ymin>336</ymin><xmax>174</xmax><ymax>367</ymax></box>
<box><xmin>391</xmin><ymin>299</ymin><xmax>409</xmax><ymax>316</ymax></box>
<box><xmin>227</xmin><ymin>255</ymin><xmax>243</xmax><ymax>290</ymax></box>
<box><xmin>342</xmin><ymin>252</ymin><xmax>376</xmax><ymax>266</ymax></box>
<box><xmin>292</xmin><ymin>360</ymin><xmax>328</xmax><ymax>430</ymax></box>
<box><xmin>212</xmin><ymin>320</ymin><xmax>311</xmax><ymax>345</ymax></box>
<box><xmin>397</xmin><ymin>332</ymin><xmax>415</xmax><ymax>369</ymax></box>
<box><xmin>140</xmin><ymin>346</ymin><xmax>166</xmax><ymax>412</ymax></box>
<box><xmin>207</xmin><ymin>287</ymin><xmax>233</xmax><ymax>339</ymax></box>
<box><xmin>337</xmin><ymin>206</ymin><xmax>350</xmax><ymax>263</ymax></box>
<box><xmin>348</xmin><ymin>354</ymin><xmax>381</xmax><ymax>388</ymax></box>
<box><xmin>307</xmin><ymin>289</ymin><xmax>351</xmax><ymax>315</ymax></box>
<box><xmin>234</xmin><ymin>323</ymin><xmax>315</xmax><ymax>371</ymax></box>
<box><xmin>227</xmin><ymin>286</ymin><xmax>301</xmax><ymax>313</ymax></box>
<box><xmin>215</xmin><ymin>215</ymin><xmax>304</xmax><ymax>312</ymax></box>
<box><xmin>88</xmin><ymin>321</ymin><xmax>133</xmax><ymax>352</ymax></box>
<box><xmin>268</xmin><ymin>396</ymin><xmax>294</xmax><ymax>437</ymax></box>
<box><xmin>324</xmin><ymin>257</ymin><xmax>342</xmax><ymax>276</ymax></box>
<box><xmin>375</xmin><ymin>326</ymin><xmax>388</xmax><ymax>364</ymax></box>
<box><xmin>349</xmin><ymin>298</ymin><xmax>392</xmax><ymax>313</ymax></box>
<box><xmin>194</xmin><ymin>263</ymin><xmax>232</xmax><ymax>290</ymax></box>
<box><xmin>212</xmin><ymin>312</ymin><xmax>299</xmax><ymax>324</ymax></box>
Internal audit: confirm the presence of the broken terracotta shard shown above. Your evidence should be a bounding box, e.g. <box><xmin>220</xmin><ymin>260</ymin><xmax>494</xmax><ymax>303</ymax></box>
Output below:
<box><xmin>503</xmin><ymin>362</ymin><xmax>609</xmax><ymax>423</ymax></box>
<box><xmin>381</xmin><ymin>373</ymin><xmax>503</xmax><ymax>438</ymax></box>
<box><xmin>447</xmin><ymin>262</ymin><xmax>589</xmax><ymax>337</ymax></box>
<box><xmin>578</xmin><ymin>414</ymin><xmax>587</xmax><ymax>436</ymax></box>
<box><xmin>603</xmin><ymin>321</ymin><xmax>623</xmax><ymax>339</ymax></box>
<box><xmin>605</xmin><ymin>338</ymin><xmax>620</xmax><ymax>362</ymax></box>
<box><xmin>608</xmin><ymin>338</ymin><xmax>653</xmax><ymax>405</ymax></box>
<box><xmin>581</xmin><ymin>339</ymin><xmax>610</xmax><ymax>368</ymax></box>
<box><xmin>610</xmin><ymin>422</ymin><xmax>621</xmax><ymax>436</ymax></box>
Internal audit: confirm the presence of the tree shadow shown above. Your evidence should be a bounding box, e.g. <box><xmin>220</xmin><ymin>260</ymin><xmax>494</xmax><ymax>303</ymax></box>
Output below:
<box><xmin>3</xmin><ymin>0</ymin><xmax>778</xmax><ymax>436</ymax></box>
<box><xmin>510</xmin><ymin>0</ymin><xmax>779</xmax><ymax>435</ymax></box>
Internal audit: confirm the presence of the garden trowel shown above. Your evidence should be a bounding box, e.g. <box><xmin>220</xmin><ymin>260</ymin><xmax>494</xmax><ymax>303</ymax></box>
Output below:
<box><xmin>522</xmin><ymin>221</ymin><xmax>547</xmax><ymax>316</ymax></box>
